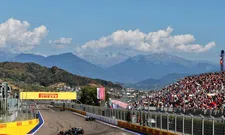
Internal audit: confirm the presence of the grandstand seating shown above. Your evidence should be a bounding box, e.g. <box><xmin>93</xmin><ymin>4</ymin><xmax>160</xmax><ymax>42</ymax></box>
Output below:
<box><xmin>135</xmin><ymin>71</ymin><xmax>225</xmax><ymax>113</ymax></box>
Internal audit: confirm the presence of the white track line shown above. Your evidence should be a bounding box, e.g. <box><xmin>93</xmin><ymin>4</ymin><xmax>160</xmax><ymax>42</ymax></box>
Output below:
<box><xmin>49</xmin><ymin>108</ymin><xmax>55</xmax><ymax>112</ymax></box>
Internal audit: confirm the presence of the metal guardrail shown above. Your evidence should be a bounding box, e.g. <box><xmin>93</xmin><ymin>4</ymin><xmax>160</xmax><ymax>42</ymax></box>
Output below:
<box><xmin>55</xmin><ymin>102</ymin><xmax>225</xmax><ymax>135</ymax></box>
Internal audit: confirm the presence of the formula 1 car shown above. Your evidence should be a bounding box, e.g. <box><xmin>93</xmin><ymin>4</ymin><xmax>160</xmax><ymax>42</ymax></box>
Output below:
<box><xmin>58</xmin><ymin>131</ymin><xmax>65</xmax><ymax>135</ymax></box>
<box><xmin>85</xmin><ymin>116</ymin><xmax>95</xmax><ymax>121</ymax></box>
<box><xmin>74</xmin><ymin>127</ymin><xmax>84</xmax><ymax>134</ymax></box>
<box><xmin>58</xmin><ymin>127</ymin><xmax>84</xmax><ymax>135</ymax></box>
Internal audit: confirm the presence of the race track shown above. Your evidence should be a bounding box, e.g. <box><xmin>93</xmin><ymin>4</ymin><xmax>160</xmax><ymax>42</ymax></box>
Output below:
<box><xmin>35</xmin><ymin>105</ymin><xmax>134</xmax><ymax>135</ymax></box>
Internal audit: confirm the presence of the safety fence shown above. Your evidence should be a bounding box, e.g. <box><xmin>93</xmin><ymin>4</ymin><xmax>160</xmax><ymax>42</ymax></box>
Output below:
<box><xmin>0</xmin><ymin>109</ymin><xmax>36</xmax><ymax>123</ymax></box>
<box><xmin>55</xmin><ymin>102</ymin><xmax>225</xmax><ymax>135</ymax></box>
<box><xmin>54</xmin><ymin>103</ymin><xmax>178</xmax><ymax>135</ymax></box>
<box><xmin>0</xmin><ymin>98</ymin><xmax>37</xmax><ymax>123</ymax></box>
<box><xmin>0</xmin><ymin>98</ymin><xmax>18</xmax><ymax>122</ymax></box>
<box><xmin>139</xmin><ymin>106</ymin><xmax>225</xmax><ymax>117</ymax></box>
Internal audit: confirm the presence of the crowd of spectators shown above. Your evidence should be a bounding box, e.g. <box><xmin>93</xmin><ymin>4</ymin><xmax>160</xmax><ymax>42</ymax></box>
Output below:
<box><xmin>137</xmin><ymin>71</ymin><xmax>225</xmax><ymax>110</ymax></box>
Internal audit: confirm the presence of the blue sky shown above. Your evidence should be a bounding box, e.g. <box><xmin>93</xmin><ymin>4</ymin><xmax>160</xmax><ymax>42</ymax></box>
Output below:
<box><xmin>0</xmin><ymin>0</ymin><xmax>225</xmax><ymax>64</ymax></box>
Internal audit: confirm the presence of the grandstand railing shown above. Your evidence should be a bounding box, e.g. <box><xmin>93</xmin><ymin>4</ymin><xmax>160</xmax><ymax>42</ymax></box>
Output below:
<box><xmin>55</xmin><ymin>102</ymin><xmax>225</xmax><ymax>135</ymax></box>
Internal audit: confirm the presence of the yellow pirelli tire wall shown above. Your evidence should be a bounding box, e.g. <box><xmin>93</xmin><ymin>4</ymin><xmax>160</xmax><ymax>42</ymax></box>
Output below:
<box><xmin>54</xmin><ymin>106</ymin><xmax>86</xmax><ymax>116</ymax></box>
<box><xmin>117</xmin><ymin>120</ymin><xmax>178</xmax><ymax>135</ymax></box>
<box><xmin>0</xmin><ymin>119</ymin><xmax>39</xmax><ymax>135</ymax></box>
<box><xmin>65</xmin><ymin>107</ymin><xmax>86</xmax><ymax>116</ymax></box>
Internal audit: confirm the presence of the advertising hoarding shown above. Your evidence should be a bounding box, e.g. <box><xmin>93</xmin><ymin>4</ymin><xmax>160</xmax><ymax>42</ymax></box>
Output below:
<box><xmin>20</xmin><ymin>92</ymin><xmax>77</xmax><ymax>100</ymax></box>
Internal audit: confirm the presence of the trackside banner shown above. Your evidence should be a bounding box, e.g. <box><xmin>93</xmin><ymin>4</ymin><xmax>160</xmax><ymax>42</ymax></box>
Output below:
<box><xmin>20</xmin><ymin>92</ymin><xmax>77</xmax><ymax>100</ymax></box>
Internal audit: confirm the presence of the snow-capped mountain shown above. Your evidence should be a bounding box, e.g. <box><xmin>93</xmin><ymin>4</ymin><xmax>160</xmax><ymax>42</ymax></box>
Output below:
<box><xmin>80</xmin><ymin>52</ymin><xmax>129</xmax><ymax>68</ymax></box>
<box><xmin>106</xmin><ymin>53</ymin><xmax>218</xmax><ymax>83</ymax></box>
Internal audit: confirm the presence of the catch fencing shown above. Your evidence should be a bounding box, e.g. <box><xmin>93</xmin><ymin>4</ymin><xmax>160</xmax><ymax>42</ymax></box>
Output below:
<box><xmin>55</xmin><ymin>102</ymin><xmax>225</xmax><ymax>135</ymax></box>
<box><xmin>0</xmin><ymin>98</ymin><xmax>37</xmax><ymax>123</ymax></box>
<box><xmin>138</xmin><ymin>106</ymin><xmax>225</xmax><ymax>118</ymax></box>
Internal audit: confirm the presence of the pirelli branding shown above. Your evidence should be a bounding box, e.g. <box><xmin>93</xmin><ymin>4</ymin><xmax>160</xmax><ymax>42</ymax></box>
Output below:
<box><xmin>20</xmin><ymin>92</ymin><xmax>76</xmax><ymax>100</ymax></box>
<box><xmin>29</xmin><ymin>120</ymin><xmax>33</xmax><ymax>124</ymax></box>
<box><xmin>0</xmin><ymin>124</ymin><xmax>7</xmax><ymax>128</ymax></box>
<box><xmin>39</xmin><ymin>93</ymin><xmax>58</xmax><ymax>98</ymax></box>
<box><xmin>16</xmin><ymin>122</ymin><xmax>22</xmax><ymax>126</ymax></box>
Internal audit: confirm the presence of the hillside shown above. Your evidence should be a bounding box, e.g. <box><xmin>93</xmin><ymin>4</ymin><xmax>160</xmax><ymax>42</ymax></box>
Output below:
<box><xmin>0</xmin><ymin>62</ymin><xmax>122</xmax><ymax>90</ymax></box>
<box><xmin>13</xmin><ymin>53</ymin><xmax>107</xmax><ymax>80</ymax></box>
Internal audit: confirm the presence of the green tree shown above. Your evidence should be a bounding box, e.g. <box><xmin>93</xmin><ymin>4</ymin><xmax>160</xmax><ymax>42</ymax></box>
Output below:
<box><xmin>79</xmin><ymin>86</ymin><xmax>109</xmax><ymax>106</ymax></box>
<box><xmin>80</xmin><ymin>86</ymin><xmax>99</xmax><ymax>106</ymax></box>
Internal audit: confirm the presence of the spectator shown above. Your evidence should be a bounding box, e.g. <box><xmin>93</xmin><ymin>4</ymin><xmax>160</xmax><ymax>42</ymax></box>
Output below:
<box><xmin>134</xmin><ymin>71</ymin><xmax>225</xmax><ymax>110</ymax></box>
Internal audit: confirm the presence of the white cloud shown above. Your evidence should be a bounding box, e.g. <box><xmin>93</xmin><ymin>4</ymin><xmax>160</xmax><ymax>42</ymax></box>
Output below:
<box><xmin>76</xmin><ymin>27</ymin><xmax>215</xmax><ymax>55</ymax></box>
<box><xmin>0</xmin><ymin>18</ymin><xmax>48</xmax><ymax>53</ymax></box>
<box><xmin>49</xmin><ymin>37</ymin><xmax>72</xmax><ymax>48</ymax></box>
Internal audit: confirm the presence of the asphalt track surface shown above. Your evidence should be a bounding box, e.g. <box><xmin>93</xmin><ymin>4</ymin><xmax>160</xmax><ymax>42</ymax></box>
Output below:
<box><xmin>35</xmin><ymin>105</ymin><xmax>134</xmax><ymax>135</ymax></box>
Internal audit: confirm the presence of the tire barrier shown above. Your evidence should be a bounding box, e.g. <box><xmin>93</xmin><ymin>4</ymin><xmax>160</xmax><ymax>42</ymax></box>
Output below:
<box><xmin>65</xmin><ymin>107</ymin><xmax>86</xmax><ymax>116</ymax></box>
<box><xmin>117</xmin><ymin>120</ymin><xmax>177</xmax><ymax>135</ymax></box>
<box><xmin>0</xmin><ymin>119</ymin><xmax>39</xmax><ymax>135</ymax></box>
<box><xmin>54</xmin><ymin>106</ymin><xmax>86</xmax><ymax>116</ymax></box>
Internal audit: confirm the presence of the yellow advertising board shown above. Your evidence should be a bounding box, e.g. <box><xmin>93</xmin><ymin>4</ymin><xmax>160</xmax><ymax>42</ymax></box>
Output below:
<box><xmin>20</xmin><ymin>92</ymin><xmax>77</xmax><ymax>100</ymax></box>
<box><xmin>0</xmin><ymin>119</ymin><xmax>39</xmax><ymax>135</ymax></box>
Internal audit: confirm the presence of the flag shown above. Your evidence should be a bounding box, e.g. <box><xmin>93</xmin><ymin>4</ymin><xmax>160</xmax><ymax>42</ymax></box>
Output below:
<box><xmin>97</xmin><ymin>88</ymin><xmax>100</xmax><ymax>99</ymax></box>
<box><xmin>220</xmin><ymin>57</ymin><xmax>223</xmax><ymax>65</ymax></box>
<box><xmin>97</xmin><ymin>87</ymin><xmax>105</xmax><ymax>100</ymax></box>
<box><xmin>99</xmin><ymin>87</ymin><xmax>105</xmax><ymax>100</ymax></box>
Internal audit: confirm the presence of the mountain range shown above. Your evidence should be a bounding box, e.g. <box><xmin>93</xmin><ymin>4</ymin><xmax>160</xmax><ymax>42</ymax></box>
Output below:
<box><xmin>124</xmin><ymin>73</ymin><xmax>191</xmax><ymax>90</ymax></box>
<box><xmin>0</xmin><ymin>51</ymin><xmax>219</xmax><ymax>89</ymax></box>
<box><xmin>12</xmin><ymin>53</ymin><xmax>106</xmax><ymax>80</ymax></box>
<box><xmin>79</xmin><ymin>52</ymin><xmax>129</xmax><ymax>68</ymax></box>
<box><xmin>0</xmin><ymin>51</ymin><xmax>16</xmax><ymax>62</ymax></box>
<box><xmin>106</xmin><ymin>53</ymin><xmax>218</xmax><ymax>83</ymax></box>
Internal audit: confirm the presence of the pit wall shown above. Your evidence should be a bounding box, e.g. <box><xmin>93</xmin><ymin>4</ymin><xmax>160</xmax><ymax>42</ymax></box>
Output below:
<box><xmin>55</xmin><ymin>106</ymin><xmax>178</xmax><ymax>135</ymax></box>
<box><xmin>0</xmin><ymin>119</ymin><xmax>39</xmax><ymax>135</ymax></box>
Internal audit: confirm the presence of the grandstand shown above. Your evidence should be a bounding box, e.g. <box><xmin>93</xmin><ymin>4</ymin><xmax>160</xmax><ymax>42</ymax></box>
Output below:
<box><xmin>134</xmin><ymin>71</ymin><xmax>225</xmax><ymax>116</ymax></box>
